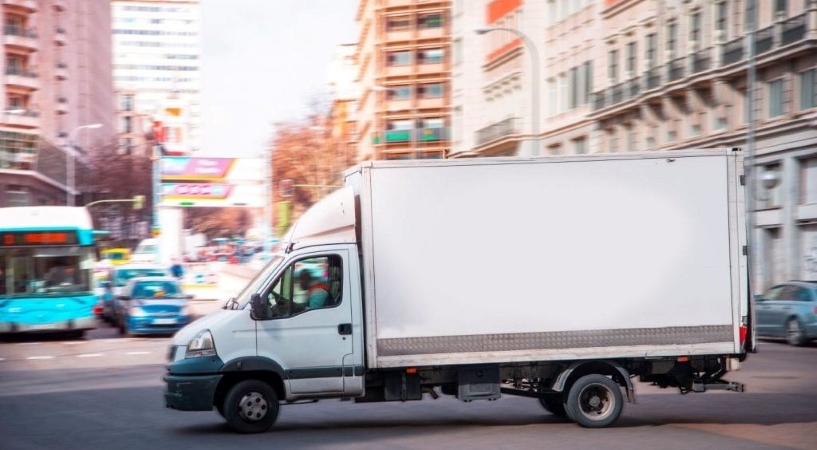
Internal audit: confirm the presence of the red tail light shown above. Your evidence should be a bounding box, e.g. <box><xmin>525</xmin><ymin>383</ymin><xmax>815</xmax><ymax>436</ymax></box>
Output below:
<box><xmin>739</xmin><ymin>324</ymin><xmax>747</xmax><ymax>347</ymax></box>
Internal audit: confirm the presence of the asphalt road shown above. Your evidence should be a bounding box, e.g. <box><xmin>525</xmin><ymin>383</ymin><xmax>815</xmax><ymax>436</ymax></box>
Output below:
<box><xmin>0</xmin><ymin>339</ymin><xmax>815</xmax><ymax>450</ymax></box>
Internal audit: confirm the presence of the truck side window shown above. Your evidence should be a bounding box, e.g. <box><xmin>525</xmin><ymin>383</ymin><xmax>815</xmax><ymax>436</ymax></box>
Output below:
<box><xmin>265</xmin><ymin>255</ymin><xmax>343</xmax><ymax>318</ymax></box>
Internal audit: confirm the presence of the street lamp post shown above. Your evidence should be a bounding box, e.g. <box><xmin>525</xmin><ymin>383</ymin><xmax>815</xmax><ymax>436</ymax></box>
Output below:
<box><xmin>65</xmin><ymin>124</ymin><xmax>103</xmax><ymax>206</ymax></box>
<box><xmin>475</xmin><ymin>27</ymin><xmax>541</xmax><ymax>157</ymax></box>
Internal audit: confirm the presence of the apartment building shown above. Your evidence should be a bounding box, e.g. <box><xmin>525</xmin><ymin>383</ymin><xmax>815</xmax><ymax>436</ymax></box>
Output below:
<box><xmin>328</xmin><ymin>43</ymin><xmax>360</xmax><ymax>172</ymax></box>
<box><xmin>1</xmin><ymin>0</ymin><xmax>116</xmax><ymax>207</ymax></box>
<box><xmin>356</xmin><ymin>0</ymin><xmax>451</xmax><ymax>161</ymax></box>
<box><xmin>111</xmin><ymin>0</ymin><xmax>202</xmax><ymax>155</ymax></box>
<box><xmin>587</xmin><ymin>0</ymin><xmax>817</xmax><ymax>290</ymax></box>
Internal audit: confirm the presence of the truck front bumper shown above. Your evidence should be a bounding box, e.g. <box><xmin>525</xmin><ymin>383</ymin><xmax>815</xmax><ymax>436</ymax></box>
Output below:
<box><xmin>163</xmin><ymin>373</ymin><xmax>223</xmax><ymax>411</ymax></box>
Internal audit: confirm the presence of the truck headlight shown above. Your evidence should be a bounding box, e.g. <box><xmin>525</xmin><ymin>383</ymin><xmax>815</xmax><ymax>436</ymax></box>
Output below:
<box><xmin>185</xmin><ymin>329</ymin><xmax>216</xmax><ymax>359</ymax></box>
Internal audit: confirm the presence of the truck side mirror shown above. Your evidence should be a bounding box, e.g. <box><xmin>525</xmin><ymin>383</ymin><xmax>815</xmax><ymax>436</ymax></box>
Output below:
<box><xmin>251</xmin><ymin>293</ymin><xmax>270</xmax><ymax>319</ymax></box>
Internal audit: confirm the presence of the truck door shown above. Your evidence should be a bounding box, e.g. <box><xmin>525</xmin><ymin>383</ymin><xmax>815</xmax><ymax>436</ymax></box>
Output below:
<box><xmin>256</xmin><ymin>250</ymin><xmax>357</xmax><ymax>395</ymax></box>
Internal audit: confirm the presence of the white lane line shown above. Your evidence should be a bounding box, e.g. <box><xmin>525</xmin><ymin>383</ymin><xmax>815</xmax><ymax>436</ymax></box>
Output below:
<box><xmin>0</xmin><ymin>358</ymin><xmax>5</xmax><ymax>362</ymax></box>
<box><xmin>77</xmin><ymin>353</ymin><xmax>103</xmax><ymax>358</ymax></box>
<box><xmin>26</xmin><ymin>356</ymin><xmax>54</xmax><ymax>360</ymax></box>
<box><xmin>125</xmin><ymin>351</ymin><xmax>151</xmax><ymax>355</ymax></box>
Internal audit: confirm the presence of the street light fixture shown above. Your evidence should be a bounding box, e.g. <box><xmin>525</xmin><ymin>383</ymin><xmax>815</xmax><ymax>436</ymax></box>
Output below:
<box><xmin>65</xmin><ymin>123</ymin><xmax>102</xmax><ymax>206</ymax></box>
<box><xmin>475</xmin><ymin>27</ymin><xmax>541</xmax><ymax>157</ymax></box>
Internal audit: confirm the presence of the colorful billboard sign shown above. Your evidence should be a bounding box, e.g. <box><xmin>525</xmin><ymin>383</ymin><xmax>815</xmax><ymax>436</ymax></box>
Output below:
<box><xmin>161</xmin><ymin>183</ymin><xmax>265</xmax><ymax>207</ymax></box>
<box><xmin>161</xmin><ymin>157</ymin><xmax>264</xmax><ymax>182</ymax></box>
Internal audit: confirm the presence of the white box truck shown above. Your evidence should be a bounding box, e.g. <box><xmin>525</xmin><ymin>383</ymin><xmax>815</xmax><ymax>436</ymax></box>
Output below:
<box><xmin>163</xmin><ymin>149</ymin><xmax>754</xmax><ymax>433</ymax></box>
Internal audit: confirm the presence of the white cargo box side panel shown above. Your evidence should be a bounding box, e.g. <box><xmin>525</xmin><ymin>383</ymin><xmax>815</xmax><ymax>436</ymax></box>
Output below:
<box><xmin>355</xmin><ymin>151</ymin><xmax>745</xmax><ymax>368</ymax></box>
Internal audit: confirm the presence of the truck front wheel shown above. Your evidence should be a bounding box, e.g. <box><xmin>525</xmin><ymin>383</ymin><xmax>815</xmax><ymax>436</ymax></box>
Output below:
<box><xmin>565</xmin><ymin>374</ymin><xmax>623</xmax><ymax>428</ymax></box>
<box><xmin>223</xmin><ymin>380</ymin><xmax>280</xmax><ymax>433</ymax></box>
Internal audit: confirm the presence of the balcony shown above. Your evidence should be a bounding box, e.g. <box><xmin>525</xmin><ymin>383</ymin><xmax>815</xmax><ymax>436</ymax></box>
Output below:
<box><xmin>666</xmin><ymin>57</ymin><xmax>686</xmax><ymax>82</ymax></box>
<box><xmin>476</xmin><ymin>117</ymin><xmax>520</xmax><ymax>146</ymax></box>
<box><xmin>57</xmin><ymin>97</ymin><xmax>68</xmax><ymax>115</ymax></box>
<box><xmin>55</xmin><ymin>62</ymin><xmax>68</xmax><ymax>80</ymax></box>
<box><xmin>418</xmin><ymin>127</ymin><xmax>447</xmax><ymax>142</ymax></box>
<box><xmin>691</xmin><ymin>48</ymin><xmax>712</xmax><ymax>74</ymax></box>
<box><xmin>644</xmin><ymin>66</ymin><xmax>662</xmax><ymax>91</ymax></box>
<box><xmin>781</xmin><ymin>14</ymin><xmax>807</xmax><ymax>46</ymax></box>
<box><xmin>754</xmin><ymin>25</ymin><xmax>774</xmax><ymax>55</ymax></box>
<box><xmin>3</xmin><ymin>26</ymin><xmax>38</xmax><ymax>52</ymax></box>
<box><xmin>3</xmin><ymin>0</ymin><xmax>37</xmax><ymax>13</ymax></box>
<box><xmin>54</xmin><ymin>27</ymin><xmax>67</xmax><ymax>46</ymax></box>
<box><xmin>722</xmin><ymin>37</ymin><xmax>744</xmax><ymax>66</ymax></box>
<box><xmin>5</xmin><ymin>68</ymin><xmax>39</xmax><ymax>91</ymax></box>
<box><xmin>386</xmin><ymin>64</ymin><xmax>414</xmax><ymax>77</ymax></box>
<box><xmin>372</xmin><ymin>127</ymin><xmax>449</xmax><ymax>144</ymax></box>
<box><xmin>3</xmin><ymin>109</ymin><xmax>39</xmax><ymax>129</ymax></box>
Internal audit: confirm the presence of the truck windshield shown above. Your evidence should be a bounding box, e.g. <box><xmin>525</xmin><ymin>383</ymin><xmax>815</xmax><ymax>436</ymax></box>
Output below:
<box><xmin>231</xmin><ymin>255</ymin><xmax>285</xmax><ymax>309</ymax></box>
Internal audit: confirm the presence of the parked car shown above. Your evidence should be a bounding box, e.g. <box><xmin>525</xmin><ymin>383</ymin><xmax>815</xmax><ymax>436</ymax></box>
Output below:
<box><xmin>754</xmin><ymin>280</ymin><xmax>817</xmax><ymax>346</ymax></box>
<box><xmin>114</xmin><ymin>276</ymin><xmax>193</xmax><ymax>336</ymax></box>
<box><xmin>101</xmin><ymin>264</ymin><xmax>172</xmax><ymax>324</ymax></box>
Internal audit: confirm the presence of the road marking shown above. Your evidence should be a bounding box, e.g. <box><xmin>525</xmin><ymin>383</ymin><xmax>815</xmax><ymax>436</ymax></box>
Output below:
<box><xmin>125</xmin><ymin>351</ymin><xmax>151</xmax><ymax>355</ymax></box>
<box><xmin>77</xmin><ymin>353</ymin><xmax>103</xmax><ymax>358</ymax></box>
<box><xmin>0</xmin><ymin>358</ymin><xmax>5</xmax><ymax>362</ymax></box>
<box><xmin>26</xmin><ymin>356</ymin><xmax>54</xmax><ymax>360</ymax></box>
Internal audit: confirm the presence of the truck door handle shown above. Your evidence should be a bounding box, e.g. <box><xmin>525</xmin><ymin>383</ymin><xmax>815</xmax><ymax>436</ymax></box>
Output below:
<box><xmin>338</xmin><ymin>323</ymin><xmax>352</xmax><ymax>335</ymax></box>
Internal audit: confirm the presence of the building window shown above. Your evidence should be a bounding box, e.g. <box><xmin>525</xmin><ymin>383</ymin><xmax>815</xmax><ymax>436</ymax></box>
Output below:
<box><xmin>803</xmin><ymin>157</ymin><xmax>817</xmax><ymax>205</ymax></box>
<box><xmin>745</xmin><ymin>1</ymin><xmax>757</xmax><ymax>32</ymax></box>
<box><xmin>387</xmin><ymin>51</ymin><xmax>412</xmax><ymax>66</ymax></box>
<box><xmin>625</xmin><ymin>42</ymin><xmax>637</xmax><ymax>76</ymax></box>
<box><xmin>799</xmin><ymin>69</ymin><xmax>815</xmax><ymax>110</ymax></box>
<box><xmin>418</xmin><ymin>48</ymin><xmax>444</xmax><ymax>64</ymax></box>
<box><xmin>417</xmin><ymin>83</ymin><xmax>444</xmax><ymax>98</ymax></box>
<box><xmin>583</xmin><ymin>61</ymin><xmax>593</xmax><ymax>104</ymax></box>
<box><xmin>690</xmin><ymin>12</ymin><xmax>701</xmax><ymax>44</ymax></box>
<box><xmin>387</xmin><ymin>85</ymin><xmax>412</xmax><ymax>101</ymax></box>
<box><xmin>573</xmin><ymin>137</ymin><xmax>587</xmax><ymax>155</ymax></box>
<box><xmin>608</xmin><ymin>49</ymin><xmax>619</xmax><ymax>84</ymax></box>
<box><xmin>386</xmin><ymin>15</ymin><xmax>411</xmax><ymax>31</ymax></box>
<box><xmin>715</xmin><ymin>2</ymin><xmax>728</xmax><ymax>38</ymax></box>
<box><xmin>569</xmin><ymin>67</ymin><xmax>579</xmax><ymax>109</ymax></box>
<box><xmin>768</xmin><ymin>79</ymin><xmax>784</xmax><ymax>118</ymax></box>
<box><xmin>418</xmin><ymin>13</ymin><xmax>443</xmax><ymax>29</ymax></box>
<box><xmin>666</xmin><ymin>22</ymin><xmax>677</xmax><ymax>57</ymax></box>
<box><xmin>774</xmin><ymin>0</ymin><xmax>787</xmax><ymax>18</ymax></box>
<box><xmin>121</xmin><ymin>95</ymin><xmax>134</xmax><ymax>111</ymax></box>
<box><xmin>645</xmin><ymin>33</ymin><xmax>656</xmax><ymax>68</ymax></box>
<box><xmin>120</xmin><ymin>116</ymin><xmax>133</xmax><ymax>134</ymax></box>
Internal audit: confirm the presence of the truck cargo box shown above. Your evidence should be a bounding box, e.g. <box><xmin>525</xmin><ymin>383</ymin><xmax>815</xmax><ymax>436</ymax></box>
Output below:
<box><xmin>344</xmin><ymin>150</ymin><xmax>747</xmax><ymax>369</ymax></box>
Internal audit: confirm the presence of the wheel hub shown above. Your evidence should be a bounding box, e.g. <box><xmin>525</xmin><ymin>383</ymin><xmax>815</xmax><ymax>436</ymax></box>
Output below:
<box><xmin>238</xmin><ymin>391</ymin><xmax>268</xmax><ymax>422</ymax></box>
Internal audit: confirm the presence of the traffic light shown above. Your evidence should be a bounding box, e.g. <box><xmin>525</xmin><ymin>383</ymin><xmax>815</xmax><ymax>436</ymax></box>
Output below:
<box><xmin>133</xmin><ymin>195</ymin><xmax>145</xmax><ymax>209</ymax></box>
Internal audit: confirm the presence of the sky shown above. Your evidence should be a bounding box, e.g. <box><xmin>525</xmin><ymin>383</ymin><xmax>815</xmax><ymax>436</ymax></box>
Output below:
<box><xmin>200</xmin><ymin>1</ymin><xmax>359</xmax><ymax>158</ymax></box>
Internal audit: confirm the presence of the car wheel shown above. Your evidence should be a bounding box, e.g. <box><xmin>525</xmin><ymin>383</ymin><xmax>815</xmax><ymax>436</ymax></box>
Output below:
<box><xmin>538</xmin><ymin>394</ymin><xmax>568</xmax><ymax>418</ymax></box>
<box><xmin>565</xmin><ymin>374</ymin><xmax>623</xmax><ymax>428</ymax></box>
<box><xmin>785</xmin><ymin>318</ymin><xmax>806</xmax><ymax>346</ymax></box>
<box><xmin>223</xmin><ymin>380</ymin><xmax>279</xmax><ymax>434</ymax></box>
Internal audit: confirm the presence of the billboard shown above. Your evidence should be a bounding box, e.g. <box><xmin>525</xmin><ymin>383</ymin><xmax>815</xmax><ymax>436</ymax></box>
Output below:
<box><xmin>159</xmin><ymin>157</ymin><xmax>266</xmax><ymax>207</ymax></box>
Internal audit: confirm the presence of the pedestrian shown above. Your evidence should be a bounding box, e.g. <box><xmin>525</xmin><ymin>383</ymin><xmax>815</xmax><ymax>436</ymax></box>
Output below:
<box><xmin>170</xmin><ymin>258</ymin><xmax>185</xmax><ymax>280</ymax></box>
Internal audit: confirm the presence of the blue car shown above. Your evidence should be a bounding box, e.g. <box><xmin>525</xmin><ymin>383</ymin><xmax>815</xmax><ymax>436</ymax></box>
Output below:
<box><xmin>115</xmin><ymin>276</ymin><xmax>193</xmax><ymax>336</ymax></box>
<box><xmin>754</xmin><ymin>280</ymin><xmax>817</xmax><ymax>346</ymax></box>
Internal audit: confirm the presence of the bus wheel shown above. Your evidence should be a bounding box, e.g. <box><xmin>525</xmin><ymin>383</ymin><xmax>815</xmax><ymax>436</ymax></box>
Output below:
<box><xmin>223</xmin><ymin>380</ymin><xmax>279</xmax><ymax>434</ymax></box>
<box><xmin>565</xmin><ymin>374</ymin><xmax>623</xmax><ymax>428</ymax></box>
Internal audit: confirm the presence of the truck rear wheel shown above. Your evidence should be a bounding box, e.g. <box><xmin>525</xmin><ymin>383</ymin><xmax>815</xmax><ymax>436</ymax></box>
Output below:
<box><xmin>538</xmin><ymin>394</ymin><xmax>568</xmax><ymax>418</ymax></box>
<box><xmin>565</xmin><ymin>374</ymin><xmax>623</xmax><ymax>428</ymax></box>
<box><xmin>223</xmin><ymin>380</ymin><xmax>279</xmax><ymax>433</ymax></box>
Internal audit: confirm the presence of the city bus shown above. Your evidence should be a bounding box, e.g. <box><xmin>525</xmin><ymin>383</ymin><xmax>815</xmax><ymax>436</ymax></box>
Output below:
<box><xmin>0</xmin><ymin>206</ymin><xmax>100</xmax><ymax>337</ymax></box>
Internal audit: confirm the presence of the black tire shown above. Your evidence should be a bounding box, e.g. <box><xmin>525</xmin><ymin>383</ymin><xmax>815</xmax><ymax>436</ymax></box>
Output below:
<box><xmin>565</xmin><ymin>374</ymin><xmax>623</xmax><ymax>428</ymax></box>
<box><xmin>223</xmin><ymin>380</ymin><xmax>279</xmax><ymax>434</ymax></box>
<box><xmin>786</xmin><ymin>318</ymin><xmax>806</xmax><ymax>346</ymax></box>
<box><xmin>538</xmin><ymin>394</ymin><xmax>568</xmax><ymax>418</ymax></box>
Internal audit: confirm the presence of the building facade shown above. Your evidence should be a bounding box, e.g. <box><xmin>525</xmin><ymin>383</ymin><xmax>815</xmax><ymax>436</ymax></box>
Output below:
<box><xmin>111</xmin><ymin>0</ymin><xmax>202</xmax><ymax>154</ymax></box>
<box><xmin>1</xmin><ymin>0</ymin><xmax>116</xmax><ymax>207</ymax></box>
<box><xmin>356</xmin><ymin>0</ymin><xmax>452</xmax><ymax>161</ymax></box>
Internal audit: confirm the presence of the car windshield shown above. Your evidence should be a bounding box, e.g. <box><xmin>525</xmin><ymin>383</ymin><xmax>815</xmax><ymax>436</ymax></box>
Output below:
<box><xmin>116</xmin><ymin>269</ymin><xmax>169</xmax><ymax>286</ymax></box>
<box><xmin>132</xmin><ymin>280</ymin><xmax>183</xmax><ymax>298</ymax></box>
<box><xmin>230</xmin><ymin>255</ymin><xmax>285</xmax><ymax>309</ymax></box>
